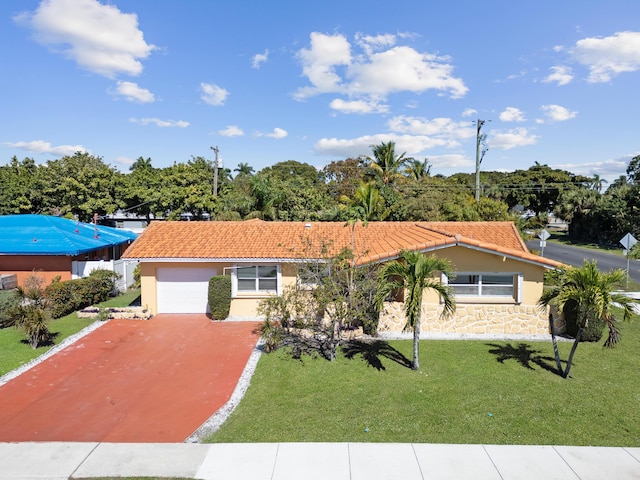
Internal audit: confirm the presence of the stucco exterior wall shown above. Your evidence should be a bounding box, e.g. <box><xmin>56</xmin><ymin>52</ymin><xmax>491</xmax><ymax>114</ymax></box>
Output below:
<box><xmin>0</xmin><ymin>256</ymin><xmax>72</xmax><ymax>286</ymax></box>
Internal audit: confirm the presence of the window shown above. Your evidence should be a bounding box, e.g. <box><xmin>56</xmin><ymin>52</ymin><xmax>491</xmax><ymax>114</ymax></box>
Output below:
<box><xmin>233</xmin><ymin>265</ymin><xmax>280</xmax><ymax>295</ymax></box>
<box><xmin>445</xmin><ymin>273</ymin><xmax>518</xmax><ymax>299</ymax></box>
<box><xmin>296</xmin><ymin>261</ymin><xmax>330</xmax><ymax>288</ymax></box>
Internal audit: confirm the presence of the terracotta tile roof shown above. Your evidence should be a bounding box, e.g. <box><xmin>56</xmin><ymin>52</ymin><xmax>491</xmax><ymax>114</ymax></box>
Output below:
<box><xmin>123</xmin><ymin>220</ymin><xmax>562</xmax><ymax>269</ymax></box>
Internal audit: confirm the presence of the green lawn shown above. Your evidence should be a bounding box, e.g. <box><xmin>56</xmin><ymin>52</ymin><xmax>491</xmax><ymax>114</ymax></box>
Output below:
<box><xmin>0</xmin><ymin>289</ymin><xmax>140</xmax><ymax>376</ymax></box>
<box><xmin>207</xmin><ymin>315</ymin><xmax>640</xmax><ymax>446</ymax></box>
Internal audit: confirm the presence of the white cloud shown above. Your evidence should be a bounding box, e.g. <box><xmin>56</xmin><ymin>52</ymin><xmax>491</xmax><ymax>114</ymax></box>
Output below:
<box><xmin>329</xmin><ymin>98</ymin><xmax>389</xmax><ymax>114</ymax></box>
<box><xmin>6</xmin><ymin>140</ymin><xmax>88</xmax><ymax>156</ymax></box>
<box><xmin>543</xmin><ymin>66</ymin><xmax>573</xmax><ymax>86</ymax></box>
<box><xmin>427</xmin><ymin>154</ymin><xmax>473</xmax><ymax>169</ymax></box>
<box><xmin>553</xmin><ymin>157</ymin><xmax>630</xmax><ymax>183</ymax></box>
<box><xmin>462</xmin><ymin>108</ymin><xmax>477</xmax><ymax>117</ymax></box>
<box><xmin>112</xmin><ymin>81</ymin><xmax>154</xmax><ymax>103</ymax></box>
<box><xmin>487</xmin><ymin>128</ymin><xmax>538</xmax><ymax>150</ymax></box>
<box><xmin>200</xmin><ymin>82</ymin><xmax>229</xmax><ymax>106</ymax></box>
<box><xmin>218</xmin><ymin>125</ymin><xmax>244</xmax><ymax>137</ymax></box>
<box><xmin>130</xmin><ymin>118</ymin><xmax>189</xmax><ymax>128</ymax></box>
<box><xmin>294</xmin><ymin>32</ymin><xmax>467</xmax><ymax>104</ymax></box>
<box><xmin>252</xmin><ymin>49</ymin><xmax>269</xmax><ymax>69</ymax></box>
<box><xmin>541</xmin><ymin>104</ymin><xmax>577</xmax><ymax>122</ymax></box>
<box><xmin>570</xmin><ymin>31</ymin><xmax>640</xmax><ymax>83</ymax></box>
<box><xmin>314</xmin><ymin>133</ymin><xmax>450</xmax><ymax>159</ymax></box>
<box><xmin>14</xmin><ymin>0</ymin><xmax>156</xmax><ymax>78</ymax></box>
<box><xmin>256</xmin><ymin>128</ymin><xmax>288</xmax><ymax>139</ymax></box>
<box><xmin>387</xmin><ymin>116</ymin><xmax>475</xmax><ymax>143</ymax></box>
<box><xmin>114</xmin><ymin>156</ymin><xmax>134</xmax><ymax>168</ymax></box>
<box><xmin>499</xmin><ymin>107</ymin><xmax>526</xmax><ymax>122</ymax></box>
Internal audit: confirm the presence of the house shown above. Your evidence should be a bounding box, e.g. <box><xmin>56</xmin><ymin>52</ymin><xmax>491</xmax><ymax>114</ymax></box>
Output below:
<box><xmin>123</xmin><ymin>220</ymin><xmax>563</xmax><ymax>336</ymax></box>
<box><xmin>0</xmin><ymin>214</ymin><xmax>138</xmax><ymax>288</ymax></box>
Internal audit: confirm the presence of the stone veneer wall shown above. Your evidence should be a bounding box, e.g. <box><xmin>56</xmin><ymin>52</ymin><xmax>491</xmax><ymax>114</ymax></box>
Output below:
<box><xmin>379</xmin><ymin>301</ymin><xmax>565</xmax><ymax>335</ymax></box>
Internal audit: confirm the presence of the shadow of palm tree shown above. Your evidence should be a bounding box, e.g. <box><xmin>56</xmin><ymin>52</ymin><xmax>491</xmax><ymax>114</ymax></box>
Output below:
<box><xmin>342</xmin><ymin>339</ymin><xmax>412</xmax><ymax>370</ymax></box>
<box><xmin>486</xmin><ymin>343</ymin><xmax>565</xmax><ymax>377</ymax></box>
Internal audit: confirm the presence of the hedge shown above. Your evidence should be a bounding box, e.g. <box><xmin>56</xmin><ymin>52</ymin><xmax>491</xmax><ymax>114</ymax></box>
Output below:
<box><xmin>208</xmin><ymin>275</ymin><xmax>231</xmax><ymax>320</ymax></box>
<box><xmin>45</xmin><ymin>270</ymin><xmax>119</xmax><ymax>319</ymax></box>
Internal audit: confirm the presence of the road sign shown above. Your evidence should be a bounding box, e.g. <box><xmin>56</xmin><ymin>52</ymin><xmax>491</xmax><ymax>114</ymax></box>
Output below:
<box><xmin>620</xmin><ymin>233</ymin><xmax>638</xmax><ymax>250</ymax></box>
<box><xmin>620</xmin><ymin>233</ymin><xmax>637</xmax><ymax>288</ymax></box>
<box><xmin>538</xmin><ymin>229</ymin><xmax>550</xmax><ymax>241</ymax></box>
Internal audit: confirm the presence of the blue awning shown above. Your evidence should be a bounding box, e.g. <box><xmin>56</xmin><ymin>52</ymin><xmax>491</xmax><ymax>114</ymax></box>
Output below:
<box><xmin>0</xmin><ymin>214</ymin><xmax>138</xmax><ymax>256</ymax></box>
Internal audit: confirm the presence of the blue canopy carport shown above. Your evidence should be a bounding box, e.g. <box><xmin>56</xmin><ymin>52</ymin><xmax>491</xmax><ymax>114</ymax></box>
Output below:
<box><xmin>0</xmin><ymin>214</ymin><xmax>138</xmax><ymax>287</ymax></box>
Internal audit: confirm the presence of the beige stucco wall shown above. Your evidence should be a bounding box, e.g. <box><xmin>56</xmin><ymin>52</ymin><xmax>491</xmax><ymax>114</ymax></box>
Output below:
<box><xmin>139</xmin><ymin>261</ymin><xmax>296</xmax><ymax>316</ymax></box>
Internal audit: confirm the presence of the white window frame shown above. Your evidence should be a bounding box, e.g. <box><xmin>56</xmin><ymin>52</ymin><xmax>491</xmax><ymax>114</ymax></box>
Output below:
<box><xmin>443</xmin><ymin>272</ymin><xmax>523</xmax><ymax>302</ymax></box>
<box><xmin>231</xmin><ymin>264</ymin><xmax>282</xmax><ymax>297</ymax></box>
<box><xmin>296</xmin><ymin>261</ymin><xmax>330</xmax><ymax>289</ymax></box>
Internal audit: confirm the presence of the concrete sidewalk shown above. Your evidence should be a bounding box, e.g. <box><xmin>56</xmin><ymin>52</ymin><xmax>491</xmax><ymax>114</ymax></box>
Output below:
<box><xmin>1</xmin><ymin>442</ymin><xmax>639</xmax><ymax>479</ymax></box>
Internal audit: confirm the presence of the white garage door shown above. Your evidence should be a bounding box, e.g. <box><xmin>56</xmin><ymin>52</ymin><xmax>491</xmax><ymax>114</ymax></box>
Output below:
<box><xmin>156</xmin><ymin>267</ymin><xmax>217</xmax><ymax>313</ymax></box>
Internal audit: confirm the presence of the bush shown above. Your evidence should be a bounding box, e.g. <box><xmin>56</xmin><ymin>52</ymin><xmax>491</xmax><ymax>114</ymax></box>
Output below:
<box><xmin>563</xmin><ymin>299</ymin><xmax>604</xmax><ymax>342</ymax></box>
<box><xmin>208</xmin><ymin>275</ymin><xmax>231</xmax><ymax>320</ymax></box>
<box><xmin>45</xmin><ymin>270</ymin><xmax>120</xmax><ymax>319</ymax></box>
<box><xmin>0</xmin><ymin>290</ymin><xmax>19</xmax><ymax>328</ymax></box>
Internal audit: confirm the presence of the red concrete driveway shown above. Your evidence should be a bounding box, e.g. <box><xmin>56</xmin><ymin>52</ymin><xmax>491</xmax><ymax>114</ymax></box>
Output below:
<box><xmin>0</xmin><ymin>315</ymin><xmax>260</xmax><ymax>443</ymax></box>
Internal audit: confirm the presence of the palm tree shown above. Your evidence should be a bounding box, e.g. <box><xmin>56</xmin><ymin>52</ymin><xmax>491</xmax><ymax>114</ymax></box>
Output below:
<box><xmin>589</xmin><ymin>173</ymin><xmax>608</xmax><ymax>193</ymax></box>
<box><xmin>234</xmin><ymin>162</ymin><xmax>254</xmax><ymax>176</ymax></box>
<box><xmin>9</xmin><ymin>274</ymin><xmax>52</xmax><ymax>349</ymax></box>
<box><xmin>366</xmin><ymin>141</ymin><xmax>410</xmax><ymax>185</ymax></box>
<box><xmin>339</xmin><ymin>181</ymin><xmax>389</xmax><ymax>221</ymax></box>
<box><xmin>404</xmin><ymin>158</ymin><xmax>431</xmax><ymax>180</ymax></box>
<box><xmin>539</xmin><ymin>261</ymin><xmax>637</xmax><ymax>378</ymax></box>
<box><xmin>376</xmin><ymin>251</ymin><xmax>456</xmax><ymax>370</ymax></box>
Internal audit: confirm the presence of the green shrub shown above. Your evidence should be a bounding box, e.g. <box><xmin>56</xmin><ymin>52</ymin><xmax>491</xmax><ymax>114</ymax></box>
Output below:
<box><xmin>563</xmin><ymin>299</ymin><xmax>604</xmax><ymax>342</ymax></box>
<box><xmin>208</xmin><ymin>275</ymin><xmax>231</xmax><ymax>320</ymax></box>
<box><xmin>0</xmin><ymin>290</ymin><xmax>19</xmax><ymax>328</ymax></box>
<box><xmin>45</xmin><ymin>270</ymin><xmax>120</xmax><ymax>319</ymax></box>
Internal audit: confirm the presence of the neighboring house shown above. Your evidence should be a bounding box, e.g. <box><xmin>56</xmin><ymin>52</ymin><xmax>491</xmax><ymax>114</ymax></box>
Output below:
<box><xmin>123</xmin><ymin>220</ymin><xmax>563</xmax><ymax>336</ymax></box>
<box><xmin>0</xmin><ymin>214</ymin><xmax>138</xmax><ymax>289</ymax></box>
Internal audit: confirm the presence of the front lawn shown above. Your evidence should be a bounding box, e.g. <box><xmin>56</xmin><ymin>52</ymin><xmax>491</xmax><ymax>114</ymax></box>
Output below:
<box><xmin>207</xmin><ymin>315</ymin><xmax>640</xmax><ymax>446</ymax></box>
<box><xmin>0</xmin><ymin>288</ymin><xmax>141</xmax><ymax>376</ymax></box>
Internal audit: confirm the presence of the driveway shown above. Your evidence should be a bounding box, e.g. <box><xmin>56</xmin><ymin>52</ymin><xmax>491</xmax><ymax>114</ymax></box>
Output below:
<box><xmin>0</xmin><ymin>315</ymin><xmax>260</xmax><ymax>443</ymax></box>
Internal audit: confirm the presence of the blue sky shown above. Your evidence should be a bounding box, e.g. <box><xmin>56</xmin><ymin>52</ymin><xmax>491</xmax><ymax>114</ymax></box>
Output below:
<box><xmin>1</xmin><ymin>0</ymin><xmax>639</xmax><ymax>183</ymax></box>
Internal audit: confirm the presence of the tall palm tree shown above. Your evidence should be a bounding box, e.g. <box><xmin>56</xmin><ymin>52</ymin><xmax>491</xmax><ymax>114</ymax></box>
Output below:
<box><xmin>339</xmin><ymin>181</ymin><xmax>389</xmax><ymax>221</ymax></box>
<box><xmin>404</xmin><ymin>158</ymin><xmax>431</xmax><ymax>180</ymax></box>
<box><xmin>366</xmin><ymin>141</ymin><xmax>410</xmax><ymax>185</ymax></box>
<box><xmin>539</xmin><ymin>261</ymin><xmax>637</xmax><ymax>378</ymax></box>
<box><xmin>234</xmin><ymin>162</ymin><xmax>255</xmax><ymax>176</ymax></box>
<box><xmin>376</xmin><ymin>251</ymin><xmax>455</xmax><ymax>370</ymax></box>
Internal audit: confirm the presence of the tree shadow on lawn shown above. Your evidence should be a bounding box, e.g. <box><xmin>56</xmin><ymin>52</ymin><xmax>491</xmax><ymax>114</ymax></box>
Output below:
<box><xmin>342</xmin><ymin>339</ymin><xmax>412</xmax><ymax>371</ymax></box>
<box><xmin>486</xmin><ymin>342</ymin><xmax>565</xmax><ymax>377</ymax></box>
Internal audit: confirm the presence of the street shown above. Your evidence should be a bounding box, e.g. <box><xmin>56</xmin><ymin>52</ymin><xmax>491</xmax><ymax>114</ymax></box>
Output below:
<box><xmin>525</xmin><ymin>240</ymin><xmax>640</xmax><ymax>284</ymax></box>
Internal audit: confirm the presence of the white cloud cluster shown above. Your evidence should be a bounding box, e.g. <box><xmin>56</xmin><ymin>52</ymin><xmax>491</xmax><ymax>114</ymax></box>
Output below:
<box><xmin>6</xmin><ymin>140</ymin><xmax>88</xmax><ymax>156</ymax></box>
<box><xmin>487</xmin><ymin>128</ymin><xmax>538</xmax><ymax>150</ymax></box>
<box><xmin>570</xmin><ymin>31</ymin><xmax>640</xmax><ymax>83</ymax></box>
<box><xmin>256</xmin><ymin>128</ymin><xmax>288</xmax><ymax>139</ymax></box>
<box><xmin>200</xmin><ymin>83</ymin><xmax>229</xmax><ymax>106</ymax></box>
<box><xmin>295</xmin><ymin>32</ymin><xmax>468</xmax><ymax>113</ymax></box>
<box><xmin>252</xmin><ymin>50</ymin><xmax>269</xmax><ymax>69</ymax></box>
<box><xmin>543</xmin><ymin>66</ymin><xmax>573</xmax><ymax>86</ymax></box>
<box><xmin>14</xmin><ymin>0</ymin><xmax>156</xmax><ymax>78</ymax></box>
<box><xmin>218</xmin><ymin>126</ymin><xmax>244</xmax><ymax>137</ymax></box>
<box><xmin>499</xmin><ymin>107</ymin><xmax>526</xmax><ymax>122</ymax></box>
<box><xmin>129</xmin><ymin>118</ymin><xmax>189</xmax><ymax>128</ymax></box>
<box><xmin>540</xmin><ymin>104</ymin><xmax>577</xmax><ymax>122</ymax></box>
<box><xmin>112</xmin><ymin>81</ymin><xmax>155</xmax><ymax>103</ymax></box>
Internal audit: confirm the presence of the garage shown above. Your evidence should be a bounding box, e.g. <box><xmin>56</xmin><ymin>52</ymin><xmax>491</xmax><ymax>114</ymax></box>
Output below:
<box><xmin>156</xmin><ymin>267</ymin><xmax>217</xmax><ymax>313</ymax></box>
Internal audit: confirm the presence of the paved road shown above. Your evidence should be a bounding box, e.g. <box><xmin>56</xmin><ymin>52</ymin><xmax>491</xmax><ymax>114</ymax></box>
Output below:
<box><xmin>526</xmin><ymin>240</ymin><xmax>640</xmax><ymax>284</ymax></box>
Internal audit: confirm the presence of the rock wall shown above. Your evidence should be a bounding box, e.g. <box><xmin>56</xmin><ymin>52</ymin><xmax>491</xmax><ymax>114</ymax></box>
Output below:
<box><xmin>379</xmin><ymin>301</ymin><xmax>564</xmax><ymax>335</ymax></box>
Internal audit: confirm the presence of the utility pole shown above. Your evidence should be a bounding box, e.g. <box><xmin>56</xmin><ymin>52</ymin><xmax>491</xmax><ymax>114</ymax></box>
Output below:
<box><xmin>210</xmin><ymin>145</ymin><xmax>219</xmax><ymax>197</ymax></box>
<box><xmin>474</xmin><ymin>119</ymin><xmax>488</xmax><ymax>202</ymax></box>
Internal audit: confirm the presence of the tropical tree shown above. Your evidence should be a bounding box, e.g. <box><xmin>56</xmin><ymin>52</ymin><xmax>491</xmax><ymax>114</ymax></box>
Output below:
<box><xmin>539</xmin><ymin>261</ymin><xmax>637</xmax><ymax>378</ymax></box>
<box><xmin>234</xmin><ymin>162</ymin><xmax>255</xmax><ymax>176</ymax></box>
<box><xmin>404</xmin><ymin>158</ymin><xmax>431</xmax><ymax>180</ymax></box>
<box><xmin>366</xmin><ymin>141</ymin><xmax>410</xmax><ymax>186</ymax></box>
<box><xmin>339</xmin><ymin>181</ymin><xmax>389</xmax><ymax>221</ymax></box>
<box><xmin>376</xmin><ymin>251</ymin><xmax>456</xmax><ymax>371</ymax></box>
<box><xmin>9</xmin><ymin>274</ymin><xmax>52</xmax><ymax>349</ymax></box>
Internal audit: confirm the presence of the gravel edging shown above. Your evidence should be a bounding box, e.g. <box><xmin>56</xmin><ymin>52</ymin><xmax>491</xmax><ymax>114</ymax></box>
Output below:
<box><xmin>0</xmin><ymin>320</ymin><xmax>109</xmax><ymax>387</ymax></box>
<box><xmin>185</xmin><ymin>339</ymin><xmax>264</xmax><ymax>443</ymax></box>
